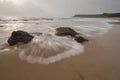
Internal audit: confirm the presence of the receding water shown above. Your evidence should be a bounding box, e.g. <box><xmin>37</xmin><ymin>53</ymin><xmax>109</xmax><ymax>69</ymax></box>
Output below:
<box><xmin>0</xmin><ymin>17</ymin><xmax>114</xmax><ymax>64</ymax></box>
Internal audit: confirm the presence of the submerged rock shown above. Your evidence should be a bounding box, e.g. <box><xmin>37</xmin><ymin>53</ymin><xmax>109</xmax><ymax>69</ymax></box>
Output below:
<box><xmin>74</xmin><ymin>35</ymin><xmax>88</xmax><ymax>43</ymax></box>
<box><xmin>8</xmin><ymin>30</ymin><xmax>34</xmax><ymax>46</ymax></box>
<box><xmin>55</xmin><ymin>27</ymin><xmax>78</xmax><ymax>37</ymax></box>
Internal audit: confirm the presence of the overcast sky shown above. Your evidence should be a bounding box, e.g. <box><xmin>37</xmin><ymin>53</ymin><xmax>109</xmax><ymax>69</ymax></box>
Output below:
<box><xmin>0</xmin><ymin>0</ymin><xmax>120</xmax><ymax>17</ymax></box>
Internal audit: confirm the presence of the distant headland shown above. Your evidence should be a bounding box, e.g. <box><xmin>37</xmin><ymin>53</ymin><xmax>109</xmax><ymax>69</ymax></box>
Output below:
<box><xmin>73</xmin><ymin>13</ymin><xmax>120</xmax><ymax>18</ymax></box>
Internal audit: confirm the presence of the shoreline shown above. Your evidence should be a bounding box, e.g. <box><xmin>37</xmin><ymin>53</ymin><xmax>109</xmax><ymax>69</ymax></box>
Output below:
<box><xmin>0</xmin><ymin>22</ymin><xmax>120</xmax><ymax>80</ymax></box>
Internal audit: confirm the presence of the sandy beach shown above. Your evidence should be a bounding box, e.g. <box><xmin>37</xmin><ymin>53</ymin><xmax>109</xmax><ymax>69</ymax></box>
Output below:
<box><xmin>0</xmin><ymin>0</ymin><xmax>120</xmax><ymax>79</ymax></box>
<box><xmin>0</xmin><ymin>19</ymin><xmax>120</xmax><ymax>80</ymax></box>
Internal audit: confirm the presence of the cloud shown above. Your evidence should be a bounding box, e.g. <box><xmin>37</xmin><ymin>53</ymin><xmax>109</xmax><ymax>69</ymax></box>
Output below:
<box><xmin>0</xmin><ymin>1</ymin><xmax>21</xmax><ymax>16</ymax></box>
<box><xmin>0</xmin><ymin>0</ymin><xmax>120</xmax><ymax>17</ymax></box>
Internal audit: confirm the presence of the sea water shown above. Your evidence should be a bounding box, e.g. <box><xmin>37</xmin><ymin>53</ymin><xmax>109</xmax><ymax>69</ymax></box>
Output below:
<box><xmin>0</xmin><ymin>17</ymin><xmax>115</xmax><ymax>64</ymax></box>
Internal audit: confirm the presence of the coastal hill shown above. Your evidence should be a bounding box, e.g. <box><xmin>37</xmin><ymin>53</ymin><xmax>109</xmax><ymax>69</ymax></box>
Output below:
<box><xmin>73</xmin><ymin>13</ymin><xmax>120</xmax><ymax>18</ymax></box>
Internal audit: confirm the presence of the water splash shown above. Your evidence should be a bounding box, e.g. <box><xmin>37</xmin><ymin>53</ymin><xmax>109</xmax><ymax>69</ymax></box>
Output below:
<box><xmin>18</xmin><ymin>33</ymin><xmax>84</xmax><ymax>64</ymax></box>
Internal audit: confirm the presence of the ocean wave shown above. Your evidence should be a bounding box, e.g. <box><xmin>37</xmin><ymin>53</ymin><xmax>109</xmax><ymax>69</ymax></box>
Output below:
<box><xmin>0</xmin><ymin>17</ymin><xmax>113</xmax><ymax>64</ymax></box>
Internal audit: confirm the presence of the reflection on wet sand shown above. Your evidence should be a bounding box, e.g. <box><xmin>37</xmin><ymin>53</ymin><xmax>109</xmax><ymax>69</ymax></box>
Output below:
<box><xmin>0</xmin><ymin>17</ymin><xmax>120</xmax><ymax>80</ymax></box>
<box><xmin>0</xmin><ymin>24</ymin><xmax>120</xmax><ymax>80</ymax></box>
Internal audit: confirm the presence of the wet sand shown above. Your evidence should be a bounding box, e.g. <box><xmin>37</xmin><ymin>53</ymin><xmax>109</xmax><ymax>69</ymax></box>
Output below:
<box><xmin>0</xmin><ymin>24</ymin><xmax>120</xmax><ymax>80</ymax></box>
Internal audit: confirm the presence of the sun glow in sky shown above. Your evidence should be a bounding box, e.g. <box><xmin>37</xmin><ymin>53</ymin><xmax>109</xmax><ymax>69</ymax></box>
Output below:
<box><xmin>0</xmin><ymin>0</ymin><xmax>27</xmax><ymax>5</ymax></box>
<box><xmin>0</xmin><ymin>0</ymin><xmax>120</xmax><ymax>17</ymax></box>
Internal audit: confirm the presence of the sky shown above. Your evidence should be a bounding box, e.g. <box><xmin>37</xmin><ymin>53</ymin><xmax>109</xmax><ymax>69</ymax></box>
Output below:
<box><xmin>0</xmin><ymin>0</ymin><xmax>120</xmax><ymax>17</ymax></box>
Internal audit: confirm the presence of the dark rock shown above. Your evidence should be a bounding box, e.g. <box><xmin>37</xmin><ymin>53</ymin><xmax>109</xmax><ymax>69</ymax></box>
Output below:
<box><xmin>74</xmin><ymin>36</ymin><xmax>88</xmax><ymax>43</ymax></box>
<box><xmin>55</xmin><ymin>27</ymin><xmax>78</xmax><ymax>37</ymax></box>
<box><xmin>0</xmin><ymin>25</ymin><xmax>4</xmax><ymax>27</ymax></box>
<box><xmin>8</xmin><ymin>30</ymin><xmax>34</xmax><ymax>46</ymax></box>
<box><xmin>55</xmin><ymin>27</ymin><xmax>88</xmax><ymax>43</ymax></box>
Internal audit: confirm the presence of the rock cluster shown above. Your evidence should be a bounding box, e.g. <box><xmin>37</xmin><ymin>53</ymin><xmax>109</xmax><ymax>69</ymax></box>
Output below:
<box><xmin>7</xmin><ymin>27</ymin><xmax>88</xmax><ymax>46</ymax></box>
<box><xmin>56</xmin><ymin>27</ymin><xmax>88</xmax><ymax>43</ymax></box>
<box><xmin>8</xmin><ymin>30</ymin><xmax>34</xmax><ymax>46</ymax></box>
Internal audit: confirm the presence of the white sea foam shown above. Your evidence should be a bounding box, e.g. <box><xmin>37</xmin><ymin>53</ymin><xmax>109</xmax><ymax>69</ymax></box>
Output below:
<box><xmin>0</xmin><ymin>18</ymin><xmax>113</xmax><ymax>64</ymax></box>
<box><xmin>19</xmin><ymin>33</ymin><xmax>84</xmax><ymax>64</ymax></box>
<box><xmin>71</xmin><ymin>22</ymin><xmax>112</xmax><ymax>37</ymax></box>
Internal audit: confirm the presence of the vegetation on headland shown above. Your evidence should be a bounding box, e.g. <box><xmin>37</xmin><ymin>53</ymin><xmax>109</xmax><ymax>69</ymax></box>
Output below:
<box><xmin>73</xmin><ymin>13</ymin><xmax>120</xmax><ymax>18</ymax></box>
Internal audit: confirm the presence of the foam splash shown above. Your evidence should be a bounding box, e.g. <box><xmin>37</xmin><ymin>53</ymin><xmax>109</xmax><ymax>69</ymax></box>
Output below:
<box><xmin>0</xmin><ymin>18</ymin><xmax>113</xmax><ymax>64</ymax></box>
<box><xmin>18</xmin><ymin>33</ymin><xmax>84</xmax><ymax>64</ymax></box>
<box><xmin>0</xmin><ymin>33</ymin><xmax>84</xmax><ymax>64</ymax></box>
<box><xmin>71</xmin><ymin>22</ymin><xmax>112</xmax><ymax>37</ymax></box>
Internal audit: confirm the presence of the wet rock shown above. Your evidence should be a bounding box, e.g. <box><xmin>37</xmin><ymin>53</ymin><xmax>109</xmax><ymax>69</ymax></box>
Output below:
<box><xmin>55</xmin><ymin>27</ymin><xmax>88</xmax><ymax>43</ymax></box>
<box><xmin>8</xmin><ymin>30</ymin><xmax>34</xmax><ymax>46</ymax></box>
<box><xmin>55</xmin><ymin>27</ymin><xmax>78</xmax><ymax>37</ymax></box>
<box><xmin>0</xmin><ymin>25</ymin><xmax>4</xmax><ymax>27</ymax></box>
<box><xmin>74</xmin><ymin>36</ymin><xmax>88</xmax><ymax>43</ymax></box>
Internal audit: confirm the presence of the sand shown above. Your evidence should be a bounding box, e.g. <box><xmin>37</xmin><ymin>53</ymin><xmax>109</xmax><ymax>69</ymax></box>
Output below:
<box><xmin>0</xmin><ymin>23</ymin><xmax>120</xmax><ymax>80</ymax></box>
